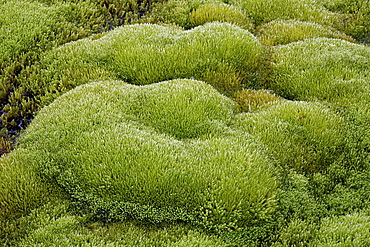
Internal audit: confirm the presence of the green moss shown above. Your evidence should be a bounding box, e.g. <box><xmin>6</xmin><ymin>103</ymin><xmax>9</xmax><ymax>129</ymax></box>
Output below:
<box><xmin>1</xmin><ymin>21</ymin><xmax>263</xmax><ymax>152</ymax></box>
<box><xmin>317</xmin><ymin>0</ymin><xmax>370</xmax><ymax>43</ymax></box>
<box><xmin>141</xmin><ymin>0</ymin><xmax>221</xmax><ymax>28</ymax></box>
<box><xmin>312</xmin><ymin>212</ymin><xmax>370</xmax><ymax>246</ymax></box>
<box><xmin>0</xmin><ymin>0</ymin><xmax>105</xmax><ymax>64</ymax></box>
<box><xmin>0</xmin><ymin>0</ymin><xmax>110</xmax><ymax>149</ymax></box>
<box><xmin>229</xmin><ymin>0</ymin><xmax>342</xmax><ymax>27</ymax></box>
<box><xmin>233</xmin><ymin>89</ymin><xmax>281</xmax><ymax>112</ymax></box>
<box><xmin>189</xmin><ymin>2</ymin><xmax>254</xmax><ymax>30</ymax></box>
<box><xmin>264</xmin><ymin>38</ymin><xmax>370</xmax><ymax>105</ymax></box>
<box><xmin>1</xmin><ymin>201</ymin><xmax>226</xmax><ymax>246</ymax></box>
<box><xmin>234</xmin><ymin>100</ymin><xmax>346</xmax><ymax>174</ymax></box>
<box><xmin>256</xmin><ymin>19</ymin><xmax>355</xmax><ymax>46</ymax></box>
<box><xmin>16</xmin><ymin>79</ymin><xmax>278</xmax><ymax>233</ymax></box>
<box><xmin>19</xmin><ymin>22</ymin><xmax>262</xmax><ymax>107</ymax></box>
<box><xmin>0</xmin><ymin>150</ymin><xmax>57</xmax><ymax>220</ymax></box>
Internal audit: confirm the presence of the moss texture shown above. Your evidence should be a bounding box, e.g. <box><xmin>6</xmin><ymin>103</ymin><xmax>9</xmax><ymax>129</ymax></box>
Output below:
<box><xmin>15</xmin><ymin>79</ymin><xmax>278</xmax><ymax>233</ymax></box>
<box><xmin>1</xmin><ymin>0</ymin><xmax>370</xmax><ymax>245</ymax></box>
<box><xmin>256</xmin><ymin>19</ymin><xmax>355</xmax><ymax>46</ymax></box>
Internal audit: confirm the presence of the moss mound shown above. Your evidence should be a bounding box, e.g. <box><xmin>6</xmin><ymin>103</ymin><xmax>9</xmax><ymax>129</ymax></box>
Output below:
<box><xmin>317</xmin><ymin>0</ymin><xmax>370</xmax><ymax>43</ymax></box>
<box><xmin>16</xmin><ymin>79</ymin><xmax>278</xmax><ymax>232</ymax></box>
<box><xmin>1</xmin><ymin>1</ymin><xmax>370</xmax><ymax>245</ymax></box>
<box><xmin>34</xmin><ymin>22</ymin><xmax>262</xmax><ymax>90</ymax></box>
<box><xmin>312</xmin><ymin>212</ymin><xmax>370</xmax><ymax>246</ymax></box>
<box><xmin>0</xmin><ymin>0</ymin><xmax>104</xmax><ymax>64</ymax></box>
<box><xmin>234</xmin><ymin>101</ymin><xmax>346</xmax><ymax>174</ymax></box>
<box><xmin>5</xmin><ymin>22</ymin><xmax>263</xmax><ymax>137</ymax></box>
<box><xmin>256</xmin><ymin>19</ymin><xmax>354</xmax><ymax>46</ymax></box>
<box><xmin>0</xmin><ymin>0</ymin><xmax>109</xmax><ymax>149</ymax></box>
<box><xmin>264</xmin><ymin>38</ymin><xmax>370</xmax><ymax>105</ymax></box>
<box><xmin>0</xmin><ymin>150</ymin><xmax>56</xmax><ymax>220</ymax></box>
<box><xmin>229</xmin><ymin>0</ymin><xmax>342</xmax><ymax>27</ymax></box>
<box><xmin>189</xmin><ymin>2</ymin><xmax>254</xmax><ymax>30</ymax></box>
<box><xmin>1</xmin><ymin>201</ymin><xmax>226</xmax><ymax>246</ymax></box>
<box><xmin>233</xmin><ymin>89</ymin><xmax>281</xmax><ymax>112</ymax></box>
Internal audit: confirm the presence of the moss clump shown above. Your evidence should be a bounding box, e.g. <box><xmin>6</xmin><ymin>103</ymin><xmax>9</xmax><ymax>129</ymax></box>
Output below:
<box><xmin>229</xmin><ymin>0</ymin><xmax>342</xmax><ymax>27</ymax></box>
<box><xmin>141</xmin><ymin>0</ymin><xmax>220</xmax><ymax>28</ymax></box>
<box><xmin>264</xmin><ymin>38</ymin><xmax>370</xmax><ymax>106</ymax></box>
<box><xmin>311</xmin><ymin>212</ymin><xmax>370</xmax><ymax>246</ymax></box>
<box><xmin>189</xmin><ymin>2</ymin><xmax>254</xmax><ymax>30</ymax></box>
<box><xmin>233</xmin><ymin>89</ymin><xmax>281</xmax><ymax>112</ymax></box>
<box><xmin>4</xmin><ymin>22</ymin><xmax>262</xmax><ymax>139</ymax></box>
<box><xmin>317</xmin><ymin>0</ymin><xmax>370</xmax><ymax>43</ymax></box>
<box><xmin>0</xmin><ymin>0</ymin><xmax>105</xmax><ymax>64</ymax></box>
<box><xmin>16</xmin><ymin>79</ymin><xmax>278</xmax><ymax>233</ymax></box>
<box><xmin>0</xmin><ymin>150</ymin><xmax>57</xmax><ymax>220</ymax></box>
<box><xmin>234</xmin><ymin>101</ymin><xmax>346</xmax><ymax>174</ymax></box>
<box><xmin>256</xmin><ymin>19</ymin><xmax>355</xmax><ymax>46</ymax></box>
<box><xmin>1</xmin><ymin>201</ymin><xmax>226</xmax><ymax>246</ymax></box>
<box><xmin>0</xmin><ymin>0</ymin><xmax>109</xmax><ymax>152</ymax></box>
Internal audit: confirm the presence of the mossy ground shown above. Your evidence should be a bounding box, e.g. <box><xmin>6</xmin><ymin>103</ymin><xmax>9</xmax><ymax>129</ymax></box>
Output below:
<box><xmin>1</xmin><ymin>0</ymin><xmax>370</xmax><ymax>246</ymax></box>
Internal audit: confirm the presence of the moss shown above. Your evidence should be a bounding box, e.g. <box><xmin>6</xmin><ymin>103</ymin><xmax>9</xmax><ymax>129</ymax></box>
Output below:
<box><xmin>312</xmin><ymin>212</ymin><xmax>370</xmax><ymax>246</ymax></box>
<box><xmin>229</xmin><ymin>0</ymin><xmax>342</xmax><ymax>27</ymax></box>
<box><xmin>0</xmin><ymin>0</ymin><xmax>106</xmax><ymax>64</ymax></box>
<box><xmin>256</xmin><ymin>19</ymin><xmax>355</xmax><ymax>46</ymax></box>
<box><xmin>0</xmin><ymin>150</ymin><xmax>59</xmax><ymax>220</ymax></box>
<box><xmin>189</xmin><ymin>2</ymin><xmax>254</xmax><ymax>30</ymax></box>
<box><xmin>141</xmin><ymin>0</ymin><xmax>221</xmax><ymax>28</ymax></box>
<box><xmin>0</xmin><ymin>0</ymin><xmax>109</xmax><ymax>152</ymax></box>
<box><xmin>264</xmin><ymin>38</ymin><xmax>370</xmax><ymax>105</ymax></box>
<box><xmin>234</xmin><ymin>100</ymin><xmax>346</xmax><ymax>174</ymax></box>
<box><xmin>15</xmin><ymin>79</ymin><xmax>278</xmax><ymax>234</ymax></box>
<box><xmin>317</xmin><ymin>0</ymin><xmax>370</xmax><ymax>43</ymax></box>
<box><xmin>3</xmin><ymin>22</ymin><xmax>262</xmax><ymax>138</ymax></box>
<box><xmin>1</xmin><ymin>201</ymin><xmax>226</xmax><ymax>246</ymax></box>
<box><xmin>233</xmin><ymin>89</ymin><xmax>281</xmax><ymax>112</ymax></box>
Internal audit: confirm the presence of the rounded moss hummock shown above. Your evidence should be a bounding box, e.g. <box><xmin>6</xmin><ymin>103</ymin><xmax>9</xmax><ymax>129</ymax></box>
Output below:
<box><xmin>265</xmin><ymin>38</ymin><xmax>370</xmax><ymax>106</ymax></box>
<box><xmin>255</xmin><ymin>19</ymin><xmax>355</xmax><ymax>46</ymax></box>
<box><xmin>189</xmin><ymin>2</ymin><xmax>254</xmax><ymax>31</ymax></box>
<box><xmin>229</xmin><ymin>0</ymin><xmax>341</xmax><ymax>26</ymax></box>
<box><xmin>16</xmin><ymin>79</ymin><xmax>278</xmax><ymax>231</ymax></box>
<box><xmin>24</xmin><ymin>22</ymin><xmax>263</xmax><ymax>109</ymax></box>
<box><xmin>234</xmin><ymin>100</ymin><xmax>346</xmax><ymax>174</ymax></box>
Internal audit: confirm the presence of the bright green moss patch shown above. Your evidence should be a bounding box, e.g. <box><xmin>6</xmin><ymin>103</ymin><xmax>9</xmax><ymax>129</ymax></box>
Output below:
<box><xmin>108</xmin><ymin>22</ymin><xmax>262</xmax><ymax>88</ymax></box>
<box><xmin>141</xmin><ymin>0</ymin><xmax>220</xmax><ymax>28</ymax></box>
<box><xmin>1</xmin><ymin>22</ymin><xmax>263</xmax><ymax>153</ymax></box>
<box><xmin>189</xmin><ymin>2</ymin><xmax>254</xmax><ymax>30</ymax></box>
<box><xmin>256</xmin><ymin>19</ymin><xmax>355</xmax><ymax>46</ymax></box>
<box><xmin>18</xmin><ymin>22</ymin><xmax>263</xmax><ymax>109</ymax></box>
<box><xmin>2</xmin><ymin>1</ymin><xmax>370</xmax><ymax>245</ymax></box>
<box><xmin>0</xmin><ymin>0</ymin><xmax>104</xmax><ymax>64</ymax></box>
<box><xmin>234</xmin><ymin>101</ymin><xmax>346</xmax><ymax>173</ymax></box>
<box><xmin>17</xmin><ymin>79</ymin><xmax>278</xmax><ymax>233</ymax></box>
<box><xmin>0</xmin><ymin>150</ymin><xmax>57</xmax><ymax>220</ymax></box>
<box><xmin>312</xmin><ymin>212</ymin><xmax>370</xmax><ymax>246</ymax></box>
<box><xmin>233</xmin><ymin>89</ymin><xmax>281</xmax><ymax>112</ymax></box>
<box><xmin>1</xmin><ymin>201</ymin><xmax>226</xmax><ymax>246</ymax></box>
<box><xmin>264</xmin><ymin>38</ymin><xmax>370</xmax><ymax>105</ymax></box>
<box><xmin>0</xmin><ymin>0</ymin><xmax>108</xmax><ymax>150</ymax></box>
<box><xmin>317</xmin><ymin>0</ymin><xmax>370</xmax><ymax>43</ymax></box>
<box><xmin>229</xmin><ymin>0</ymin><xmax>342</xmax><ymax>27</ymax></box>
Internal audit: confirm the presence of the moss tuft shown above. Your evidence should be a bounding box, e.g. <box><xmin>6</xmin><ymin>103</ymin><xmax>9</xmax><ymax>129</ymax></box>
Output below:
<box><xmin>229</xmin><ymin>0</ymin><xmax>342</xmax><ymax>27</ymax></box>
<box><xmin>233</xmin><ymin>89</ymin><xmax>281</xmax><ymax>112</ymax></box>
<box><xmin>189</xmin><ymin>2</ymin><xmax>254</xmax><ymax>30</ymax></box>
<box><xmin>234</xmin><ymin>101</ymin><xmax>346</xmax><ymax>174</ymax></box>
<box><xmin>256</xmin><ymin>19</ymin><xmax>355</xmax><ymax>46</ymax></box>
<box><xmin>16</xmin><ymin>79</ymin><xmax>278</xmax><ymax>232</ymax></box>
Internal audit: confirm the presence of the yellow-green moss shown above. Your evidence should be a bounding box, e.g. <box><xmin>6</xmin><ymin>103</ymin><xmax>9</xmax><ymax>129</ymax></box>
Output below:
<box><xmin>256</xmin><ymin>19</ymin><xmax>355</xmax><ymax>46</ymax></box>
<box><xmin>189</xmin><ymin>2</ymin><xmax>254</xmax><ymax>30</ymax></box>
<box><xmin>17</xmin><ymin>79</ymin><xmax>278</xmax><ymax>232</ymax></box>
